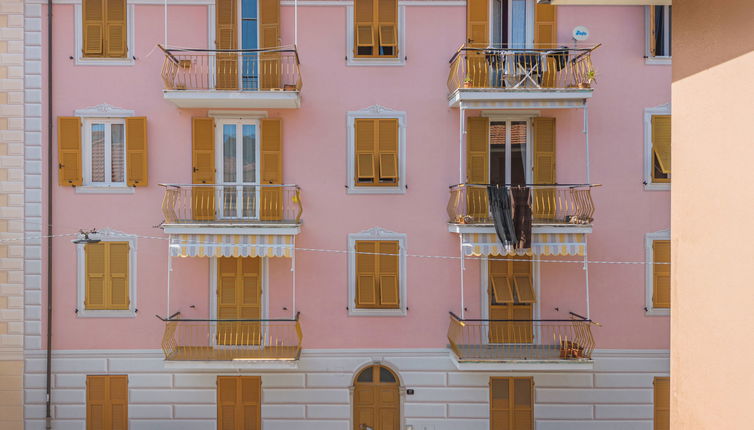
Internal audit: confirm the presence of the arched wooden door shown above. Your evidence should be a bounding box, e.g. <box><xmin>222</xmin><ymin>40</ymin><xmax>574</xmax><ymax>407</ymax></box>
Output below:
<box><xmin>353</xmin><ymin>365</ymin><xmax>400</xmax><ymax>430</ymax></box>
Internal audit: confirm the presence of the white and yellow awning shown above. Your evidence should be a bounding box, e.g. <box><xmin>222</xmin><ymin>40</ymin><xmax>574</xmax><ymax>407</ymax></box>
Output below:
<box><xmin>169</xmin><ymin>234</ymin><xmax>294</xmax><ymax>258</ymax></box>
<box><xmin>461</xmin><ymin>233</ymin><xmax>586</xmax><ymax>257</ymax></box>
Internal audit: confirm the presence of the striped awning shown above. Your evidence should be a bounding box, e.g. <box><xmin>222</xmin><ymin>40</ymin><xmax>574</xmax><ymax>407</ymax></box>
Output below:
<box><xmin>460</xmin><ymin>98</ymin><xmax>588</xmax><ymax>110</ymax></box>
<box><xmin>461</xmin><ymin>233</ymin><xmax>586</xmax><ymax>257</ymax></box>
<box><xmin>169</xmin><ymin>234</ymin><xmax>294</xmax><ymax>258</ymax></box>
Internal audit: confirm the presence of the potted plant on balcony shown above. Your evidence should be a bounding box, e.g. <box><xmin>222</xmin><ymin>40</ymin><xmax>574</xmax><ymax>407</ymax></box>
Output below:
<box><xmin>463</xmin><ymin>77</ymin><xmax>473</xmax><ymax>89</ymax></box>
<box><xmin>578</xmin><ymin>70</ymin><xmax>597</xmax><ymax>89</ymax></box>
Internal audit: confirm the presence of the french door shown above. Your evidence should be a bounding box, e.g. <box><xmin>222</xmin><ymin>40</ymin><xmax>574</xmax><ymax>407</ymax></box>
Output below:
<box><xmin>217</xmin><ymin>120</ymin><xmax>260</xmax><ymax>219</ymax></box>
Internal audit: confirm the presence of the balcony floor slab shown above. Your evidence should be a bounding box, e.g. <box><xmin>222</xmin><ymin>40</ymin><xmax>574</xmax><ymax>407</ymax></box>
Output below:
<box><xmin>163</xmin><ymin>90</ymin><xmax>301</xmax><ymax>109</ymax></box>
<box><xmin>449</xmin><ymin>88</ymin><xmax>593</xmax><ymax>108</ymax></box>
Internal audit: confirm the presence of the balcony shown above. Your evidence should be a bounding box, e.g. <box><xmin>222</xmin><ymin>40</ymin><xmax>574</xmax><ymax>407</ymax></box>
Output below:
<box><xmin>447</xmin><ymin>312</ymin><xmax>596</xmax><ymax>368</ymax></box>
<box><xmin>160</xmin><ymin>46</ymin><xmax>302</xmax><ymax>109</ymax></box>
<box><xmin>160</xmin><ymin>314</ymin><xmax>302</xmax><ymax>362</ymax></box>
<box><xmin>447</xmin><ymin>45</ymin><xmax>598</xmax><ymax>108</ymax></box>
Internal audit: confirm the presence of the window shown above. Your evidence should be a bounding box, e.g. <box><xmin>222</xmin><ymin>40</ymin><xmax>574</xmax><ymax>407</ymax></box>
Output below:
<box><xmin>347</xmin><ymin>106</ymin><xmax>406</xmax><ymax>194</ymax></box>
<box><xmin>490</xmin><ymin>377</ymin><xmax>533</xmax><ymax>430</ymax></box>
<box><xmin>77</xmin><ymin>0</ymin><xmax>133</xmax><ymax>65</ymax></box>
<box><xmin>58</xmin><ymin>112</ymin><xmax>148</xmax><ymax>192</ymax></box>
<box><xmin>645</xmin><ymin>231</ymin><xmax>670</xmax><ymax>315</ymax></box>
<box><xmin>76</xmin><ymin>230</ymin><xmax>137</xmax><ymax>317</ymax></box>
<box><xmin>354</xmin><ymin>0</ymin><xmax>397</xmax><ymax>58</ymax></box>
<box><xmin>488</xmin><ymin>256</ymin><xmax>535</xmax><ymax>343</ymax></box>
<box><xmin>646</xmin><ymin>5</ymin><xmax>671</xmax><ymax>62</ymax></box>
<box><xmin>217</xmin><ymin>120</ymin><xmax>260</xmax><ymax>219</ymax></box>
<box><xmin>348</xmin><ymin>228</ymin><xmax>407</xmax><ymax>316</ymax></box>
<box><xmin>86</xmin><ymin>375</ymin><xmax>128</xmax><ymax>429</ymax></box>
<box><xmin>217</xmin><ymin>376</ymin><xmax>261</xmax><ymax>430</ymax></box>
<box><xmin>353</xmin><ymin>365</ymin><xmax>400</xmax><ymax>430</ymax></box>
<box><xmin>644</xmin><ymin>105</ymin><xmax>671</xmax><ymax>189</ymax></box>
<box><xmin>654</xmin><ymin>377</ymin><xmax>670</xmax><ymax>430</ymax></box>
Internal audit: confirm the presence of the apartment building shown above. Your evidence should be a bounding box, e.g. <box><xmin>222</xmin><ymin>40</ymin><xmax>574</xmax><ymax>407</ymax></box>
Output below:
<box><xmin>19</xmin><ymin>0</ymin><xmax>672</xmax><ymax>429</ymax></box>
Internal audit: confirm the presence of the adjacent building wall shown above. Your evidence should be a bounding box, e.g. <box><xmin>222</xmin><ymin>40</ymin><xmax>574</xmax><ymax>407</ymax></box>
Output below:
<box><xmin>672</xmin><ymin>2</ymin><xmax>754</xmax><ymax>429</ymax></box>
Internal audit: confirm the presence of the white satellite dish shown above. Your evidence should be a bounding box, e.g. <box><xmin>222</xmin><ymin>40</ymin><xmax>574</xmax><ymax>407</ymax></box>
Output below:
<box><xmin>572</xmin><ymin>26</ymin><xmax>590</xmax><ymax>42</ymax></box>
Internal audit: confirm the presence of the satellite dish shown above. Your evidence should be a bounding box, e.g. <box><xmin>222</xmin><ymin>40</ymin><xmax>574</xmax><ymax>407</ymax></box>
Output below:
<box><xmin>572</xmin><ymin>26</ymin><xmax>590</xmax><ymax>42</ymax></box>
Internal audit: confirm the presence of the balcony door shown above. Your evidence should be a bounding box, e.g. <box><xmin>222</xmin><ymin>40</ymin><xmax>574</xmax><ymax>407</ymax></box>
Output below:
<box><xmin>217</xmin><ymin>120</ymin><xmax>260</xmax><ymax>220</ymax></box>
<box><xmin>489</xmin><ymin>119</ymin><xmax>531</xmax><ymax>186</ymax></box>
<box><xmin>491</xmin><ymin>0</ymin><xmax>531</xmax><ymax>48</ymax></box>
<box><xmin>216</xmin><ymin>257</ymin><xmax>262</xmax><ymax>346</ymax></box>
<box><xmin>488</xmin><ymin>256</ymin><xmax>534</xmax><ymax>344</ymax></box>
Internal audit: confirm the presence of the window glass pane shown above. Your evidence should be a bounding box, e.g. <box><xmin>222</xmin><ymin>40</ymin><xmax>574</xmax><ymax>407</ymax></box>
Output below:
<box><xmin>511</xmin><ymin>0</ymin><xmax>526</xmax><ymax>47</ymax></box>
<box><xmin>492</xmin><ymin>0</ymin><xmax>508</xmax><ymax>46</ymax></box>
<box><xmin>356</xmin><ymin>367</ymin><xmax>373</xmax><ymax>383</ymax></box>
<box><xmin>110</xmin><ymin>124</ymin><xmax>125</xmax><ymax>183</ymax></box>
<box><xmin>91</xmin><ymin>123</ymin><xmax>106</xmax><ymax>183</ymax></box>
<box><xmin>379</xmin><ymin>367</ymin><xmax>396</xmax><ymax>383</ymax></box>
<box><xmin>241</xmin><ymin>20</ymin><xmax>258</xmax><ymax>90</ymax></box>
<box><xmin>654</xmin><ymin>6</ymin><xmax>666</xmax><ymax>56</ymax></box>
<box><xmin>510</xmin><ymin>121</ymin><xmax>527</xmax><ymax>186</ymax></box>
<box><xmin>242</xmin><ymin>125</ymin><xmax>256</xmax><ymax>183</ymax></box>
<box><xmin>490</xmin><ymin>122</ymin><xmax>506</xmax><ymax>185</ymax></box>
<box><xmin>223</xmin><ymin>124</ymin><xmax>237</xmax><ymax>183</ymax></box>
<box><xmin>242</xmin><ymin>0</ymin><xmax>257</xmax><ymax>19</ymax></box>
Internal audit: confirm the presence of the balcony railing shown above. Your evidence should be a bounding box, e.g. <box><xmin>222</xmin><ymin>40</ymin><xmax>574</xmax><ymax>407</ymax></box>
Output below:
<box><xmin>160</xmin><ymin>46</ymin><xmax>302</xmax><ymax>92</ymax></box>
<box><xmin>161</xmin><ymin>184</ymin><xmax>303</xmax><ymax>225</ymax></box>
<box><xmin>448</xmin><ymin>45</ymin><xmax>598</xmax><ymax>93</ymax></box>
<box><xmin>159</xmin><ymin>313</ymin><xmax>303</xmax><ymax>361</ymax></box>
<box><xmin>447</xmin><ymin>312</ymin><xmax>596</xmax><ymax>362</ymax></box>
<box><xmin>447</xmin><ymin>183</ymin><xmax>596</xmax><ymax>226</ymax></box>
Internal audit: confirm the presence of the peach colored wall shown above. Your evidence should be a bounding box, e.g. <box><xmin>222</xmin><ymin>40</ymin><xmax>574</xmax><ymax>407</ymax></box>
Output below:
<box><xmin>45</xmin><ymin>3</ymin><xmax>670</xmax><ymax>350</ymax></box>
<box><xmin>672</xmin><ymin>2</ymin><xmax>754</xmax><ymax>429</ymax></box>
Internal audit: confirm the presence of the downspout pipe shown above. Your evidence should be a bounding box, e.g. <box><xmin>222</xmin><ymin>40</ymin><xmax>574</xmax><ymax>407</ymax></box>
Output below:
<box><xmin>45</xmin><ymin>0</ymin><xmax>54</xmax><ymax>426</ymax></box>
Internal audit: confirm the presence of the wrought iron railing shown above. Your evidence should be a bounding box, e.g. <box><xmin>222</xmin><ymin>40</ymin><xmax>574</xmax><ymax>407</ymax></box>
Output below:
<box><xmin>158</xmin><ymin>313</ymin><xmax>302</xmax><ymax>361</ymax></box>
<box><xmin>447</xmin><ymin>183</ymin><xmax>596</xmax><ymax>225</ymax></box>
<box><xmin>447</xmin><ymin>312</ymin><xmax>596</xmax><ymax>362</ymax></box>
<box><xmin>160</xmin><ymin>184</ymin><xmax>303</xmax><ymax>225</ymax></box>
<box><xmin>160</xmin><ymin>45</ymin><xmax>302</xmax><ymax>92</ymax></box>
<box><xmin>448</xmin><ymin>45</ymin><xmax>599</xmax><ymax>93</ymax></box>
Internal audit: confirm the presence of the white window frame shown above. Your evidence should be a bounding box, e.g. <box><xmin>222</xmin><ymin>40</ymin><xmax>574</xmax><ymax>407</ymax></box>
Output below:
<box><xmin>645</xmin><ymin>229</ymin><xmax>670</xmax><ymax>317</ymax></box>
<box><xmin>644</xmin><ymin>5</ymin><xmax>671</xmax><ymax>65</ymax></box>
<box><xmin>75</xmin><ymin>229</ymin><xmax>138</xmax><ymax>318</ymax></box>
<box><xmin>82</xmin><ymin>118</ymin><xmax>128</xmax><ymax>186</ymax></box>
<box><xmin>74</xmin><ymin>2</ymin><xmax>136</xmax><ymax>66</ymax></box>
<box><xmin>348</xmin><ymin>227</ymin><xmax>408</xmax><ymax>317</ymax></box>
<box><xmin>215</xmin><ymin>118</ymin><xmax>263</xmax><ymax>220</ymax></box>
<box><xmin>346</xmin><ymin>105</ymin><xmax>407</xmax><ymax>194</ymax></box>
<box><xmin>643</xmin><ymin>103</ymin><xmax>671</xmax><ymax>191</ymax></box>
<box><xmin>346</xmin><ymin>4</ymin><xmax>406</xmax><ymax>66</ymax></box>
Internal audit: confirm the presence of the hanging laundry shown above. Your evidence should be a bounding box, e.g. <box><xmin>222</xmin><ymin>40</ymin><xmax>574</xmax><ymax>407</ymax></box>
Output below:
<box><xmin>487</xmin><ymin>185</ymin><xmax>517</xmax><ymax>250</ymax></box>
<box><xmin>511</xmin><ymin>186</ymin><xmax>532</xmax><ymax>249</ymax></box>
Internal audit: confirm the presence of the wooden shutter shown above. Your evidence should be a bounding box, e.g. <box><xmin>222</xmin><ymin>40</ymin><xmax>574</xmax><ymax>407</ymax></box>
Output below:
<box><xmin>215</xmin><ymin>0</ymin><xmax>238</xmax><ymax>90</ymax></box>
<box><xmin>653</xmin><ymin>240</ymin><xmax>671</xmax><ymax>309</ymax></box>
<box><xmin>377</xmin><ymin>119</ymin><xmax>399</xmax><ymax>183</ymax></box>
<box><xmin>58</xmin><ymin>117</ymin><xmax>83</xmax><ymax>186</ymax></box>
<box><xmin>466</xmin><ymin>0</ymin><xmax>488</xmax><ymax>47</ymax></box>
<box><xmin>377</xmin><ymin>0</ymin><xmax>398</xmax><ymax>56</ymax></box>
<box><xmin>534</xmin><ymin>4</ymin><xmax>557</xmax><ymax>47</ymax></box>
<box><xmin>490</xmin><ymin>377</ymin><xmax>534</xmax><ymax>430</ymax></box>
<box><xmin>105</xmin><ymin>0</ymin><xmax>127</xmax><ymax>58</ymax></box>
<box><xmin>125</xmin><ymin>117</ymin><xmax>147</xmax><ymax>187</ymax></box>
<box><xmin>489</xmin><ymin>258</ymin><xmax>514</xmax><ymax>304</ymax></box>
<box><xmin>649</xmin><ymin>6</ymin><xmax>657</xmax><ymax>57</ymax></box>
<box><xmin>377</xmin><ymin>241</ymin><xmax>400</xmax><ymax>308</ymax></box>
<box><xmin>511</xmin><ymin>258</ymin><xmax>535</xmax><ymax>304</ymax></box>
<box><xmin>533</xmin><ymin>117</ymin><xmax>556</xmax><ymax>220</ymax></box>
<box><xmin>260</xmin><ymin>119</ymin><xmax>283</xmax><ymax>221</ymax></box>
<box><xmin>192</xmin><ymin>118</ymin><xmax>215</xmax><ymax>221</ymax></box>
<box><xmin>355</xmin><ymin>241</ymin><xmax>378</xmax><ymax>308</ymax></box>
<box><xmin>86</xmin><ymin>375</ymin><xmax>128</xmax><ymax>430</ymax></box>
<box><xmin>107</xmin><ymin>242</ymin><xmax>130</xmax><ymax>310</ymax></box>
<box><xmin>354</xmin><ymin>0</ymin><xmax>376</xmax><ymax>55</ymax></box>
<box><xmin>489</xmin><ymin>257</ymin><xmax>533</xmax><ymax>344</ymax></box>
<box><xmin>85</xmin><ymin>243</ymin><xmax>107</xmax><ymax>310</ymax></box>
<box><xmin>654</xmin><ymin>377</ymin><xmax>670</xmax><ymax>430</ymax></box>
<box><xmin>259</xmin><ymin>0</ymin><xmax>281</xmax><ymax>89</ymax></box>
<box><xmin>355</xmin><ymin>119</ymin><xmax>377</xmax><ymax>184</ymax></box>
<box><xmin>652</xmin><ymin>115</ymin><xmax>672</xmax><ymax>176</ymax></box>
<box><xmin>217</xmin><ymin>258</ymin><xmax>262</xmax><ymax>346</ymax></box>
<box><xmin>512</xmin><ymin>378</ymin><xmax>534</xmax><ymax>430</ymax></box>
<box><xmin>217</xmin><ymin>377</ymin><xmax>238</xmax><ymax>430</ymax></box>
<box><xmin>82</xmin><ymin>0</ymin><xmax>105</xmax><ymax>57</ymax></box>
<box><xmin>239</xmin><ymin>376</ymin><xmax>262</xmax><ymax>430</ymax></box>
<box><xmin>466</xmin><ymin>117</ymin><xmax>489</xmax><ymax>220</ymax></box>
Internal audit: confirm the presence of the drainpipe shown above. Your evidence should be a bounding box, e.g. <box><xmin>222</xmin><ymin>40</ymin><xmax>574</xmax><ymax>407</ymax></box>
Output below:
<box><xmin>45</xmin><ymin>0</ymin><xmax>54</xmax><ymax>426</ymax></box>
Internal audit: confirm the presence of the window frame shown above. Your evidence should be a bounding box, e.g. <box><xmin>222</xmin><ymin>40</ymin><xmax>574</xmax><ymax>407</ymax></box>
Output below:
<box><xmin>214</xmin><ymin>118</ymin><xmax>263</xmax><ymax>220</ymax></box>
<box><xmin>645</xmin><ymin>230</ymin><xmax>670</xmax><ymax>317</ymax></box>
<box><xmin>346</xmin><ymin>106</ymin><xmax>407</xmax><ymax>194</ymax></box>
<box><xmin>75</xmin><ymin>229</ymin><xmax>138</xmax><ymax>318</ymax></box>
<box><xmin>348</xmin><ymin>228</ymin><xmax>407</xmax><ymax>317</ymax></box>
<box><xmin>74</xmin><ymin>1</ymin><xmax>135</xmax><ymax>66</ymax></box>
<box><xmin>644</xmin><ymin>5</ymin><xmax>672</xmax><ymax>65</ymax></box>
<box><xmin>82</xmin><ymin>118</ymin><xmax>128</xmax><ymax>188</ymax></box>
<box><xmin>346</xmin><ymin>3</ymin><xmax>406</xmax><ymax>66</ymax></box>
<box><xmin>485</xmin><ymin>116</ymin><xmax>534</xmax><ymax>185</ymax></box>
<box><xmin>644</xmin><ymin>104</ymin><xmax>671</xmax><ymax>190</ymax></box>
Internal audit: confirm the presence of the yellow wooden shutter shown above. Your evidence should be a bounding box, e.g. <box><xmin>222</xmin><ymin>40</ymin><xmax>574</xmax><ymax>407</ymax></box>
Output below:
<box><xmin>533</xmin><ymin>117</ymin><xmax>556</xmax><ymax>220</ymax></box>
<box><xmin>58</xmin><ymin>117</ymin><xmax>83</xmax><ymax>186</ymax></box>
<box><xmin>86</xmin><ymin>375</ymin><xmax>107</xmax><ymax>430</ymax></box>
<box><xmin>259</xmin><ymin>0</ymin><xmax>281</xmax><ymax>89</ymax></box>
<box><xmin>217</xmin><ymin>258</ymin><xmax>262</xmax><ymax>346</ymax></box>
<box><xmin>260</xmin><ymin>118</ymin><xmax>283</xmax><ymax>221</ymax></box>
<box><xmin>466</xmin><ymin>0</ymin><xmax>488</xmax><ymax>47</ymax></box>
<box><xmin>377</xmin><ymin>119</ymin><xmax>398</xmax><ymax>183</ymax></box>
<box><xmin>125</xmin><ymin>117</ymin><xmax>147</xmax><ymax>187</ymax></box>
<box><xmin>512</xmin><ymin>377</ymin><xmax>534</xmax><ymax>430</ymax></box>
<box><xmin>105</xmin><ymin>0</ymin><xmax>127</xmax><ymax>58</ymax></box>
<box><xmin>489</xmin><ymin>378</ymin><xmax>511</xmax><ymax>430</ymax></box>
<box><xmin>534</xmin><ymin>4</ymin><xmax>557</xmax><ymax>47</ymax></box>
<box><xmin>85</xmin><ymin>243</ymin><xmax>107</xmax><ymax>310</ymax></box>
<box><xmin>215</xmin><ymin>0</ymin><xmax>238</xmax><ymax>90</ymax></box>
<box><xmin>377</xmin><ymin>0</ymin><xmax>398</xmax><ymax>56</ymax></box>
<box><xmin>653</xmin><ymin>240</ymin><xmax>671</xmax><ymax>309</ymax></box>
<box><xmin>489</xmin><ymin>258</ymin><xmax>514</xmax><ymax>304</ymax></box>
<box><xmin>217</xmin><ymin>376</ymin><xmax>238</xmax><ymax>430</ymax></box>
<box><xmin>82</xmin><ymin>0</ymin><xmax>105</xmax><ymax>57</ymax></box>
<box><xmin>649</xmin><ymin>6</ymin><xmax>657</xmax><ymax>57</ymax></box>
<box><xmin>192</xmin><ymin>118</ymin><xmax>215</xmax><ymax>221</ymax></box>
<box><xmin>240</xmin><ymin>376</ymin><xmax>262</xmax><ymax>430</ymax></box>
<box><xmin>654</xmin><ymin>377</ymin><xmax>670</xmax><ymax>430</ymax></box>
<box><xmin>466</xmin><ymin>117</ymin><xmax>489</xmax><ymax>220</ymax></box>
<box><xmin>107</xmin><ymin>242</ymin><xmax>130</xmax><ymax>310</ymax></box>
<box><xmin>490</xmin><ymin>377</ymin><xmax>534</xmax><ymax>430</ymax></box>
<box><xmin>108</xmin><ymin>375</ymin><xmax>128</xmax><ymax>430</ymax></box>
<box><xmin>354</xmin><ymin>0</ymin><xmax>376</xmax><ymax>55</ymax></box>
<box><xmin>377</xmin><ymin>241</ymin><xmax>400</xmax><ymax>308</ymax></box>
<box><xmin>355</xmin><ymin>241</ymin><xmax>378</xmax><ymax>308</ymax></box>
<box><xmin>355</xmin><ymin>119</ymin><xmax>377</xmax><ymax>185</ymax></box>
<box><xmin>652</xmin><ymin>115</ymin><xmax>672</xmax><ymax>176</ymax></box>
<box><xmin>511</xmin><ymin>258</ymin><xmax>535</xmax><ymax>304</ymax></box>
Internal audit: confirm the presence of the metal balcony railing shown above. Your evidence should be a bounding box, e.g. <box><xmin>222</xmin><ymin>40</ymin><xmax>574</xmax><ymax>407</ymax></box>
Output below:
<box><xmin>447</xmin><ymin>312</ymin><xmax>596</xmax><ymax>362</ymax></box>
<box><xmin>160</xmin><ymin>45</ymin><xmax>302</xmax><ymax>92</ymax></box>
<box><xmin>447</xmin><ymin>183</ymin><xmax>596</xmax><ymax>226</ymax></box>
<box><xmin>161</xmin><ymin>184</ymin><xmax>303</xmax><ymax>225</ymax></box>
<box><xmin>158</xmin><ymin>313</ymin><xmax>302</xmax><ymax>361</ymax></box>
<box><xmin>448</xmin><ymin>45</ymin><xmax>598</xmax><ymax>93</ymax></box>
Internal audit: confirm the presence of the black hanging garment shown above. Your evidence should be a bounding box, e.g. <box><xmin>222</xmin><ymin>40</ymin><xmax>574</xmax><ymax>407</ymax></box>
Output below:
<box><xmin>487</xmin><ymin>185</ymin><xmax>517</xmax><ymax>249</ymax></box>
<box><xmin>511</xmin><ymin>186</ymin><xmax>532</xmax><ymax>249</ymax></box>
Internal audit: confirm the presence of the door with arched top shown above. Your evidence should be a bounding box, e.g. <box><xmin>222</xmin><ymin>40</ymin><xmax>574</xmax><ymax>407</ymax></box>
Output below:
<box><xmin>353</xmin><ymin>365</ymin><xmax>400</xmax><ymax>430</ymax></box>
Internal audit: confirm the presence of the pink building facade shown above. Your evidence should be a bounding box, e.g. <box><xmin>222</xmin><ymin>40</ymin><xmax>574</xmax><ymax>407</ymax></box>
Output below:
<box><xmin>21</xmin><ymin>0</ymin><xmax>671</xmax><ymax>429</ymax></box>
